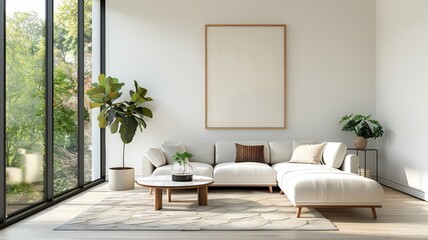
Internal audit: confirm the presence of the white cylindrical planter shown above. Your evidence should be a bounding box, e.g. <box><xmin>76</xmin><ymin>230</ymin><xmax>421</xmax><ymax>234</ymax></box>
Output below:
<box><xmin>108</xmin><ymin>167</ymin><xmax>135</xmax><ymax>190</ymax></box>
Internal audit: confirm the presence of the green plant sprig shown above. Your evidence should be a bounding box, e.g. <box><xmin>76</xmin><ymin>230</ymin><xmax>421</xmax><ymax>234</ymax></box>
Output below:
<box><xmin>339</xmin><ymin>114</ymin><xmax>384</xmax><ymax>139</ymax></box>
<box><xmin>173</xmin><ymin>152</ymin><xmax>193</xmax><ymax>165</ymax></box>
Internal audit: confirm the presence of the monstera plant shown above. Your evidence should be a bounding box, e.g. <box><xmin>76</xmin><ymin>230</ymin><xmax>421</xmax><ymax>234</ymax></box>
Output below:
<box><xmin>86</xmin><ymin>74</ymin><xmax>153</xmax><ymax>190</ymax></box>
<box><xmin>339</xmin><ymin>114</ymin><xmax>383</xmax><ymax>149</ymax></box>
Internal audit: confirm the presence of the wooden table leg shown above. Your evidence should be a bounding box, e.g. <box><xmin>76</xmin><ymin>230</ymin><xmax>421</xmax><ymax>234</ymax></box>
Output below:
<box><xmin>198</xmin><ymin>186</ymin><xmax>208</xmax><ymax>205</ymax></box>
<box><xmin>167</xmin><ymin>189</ymin><xmax>171</xmax><ymax>202</ymax></box>
<box><xmin>154</xmin><ymin>188</ymin><xmax>162</xmax><ymax>210</ymax></box>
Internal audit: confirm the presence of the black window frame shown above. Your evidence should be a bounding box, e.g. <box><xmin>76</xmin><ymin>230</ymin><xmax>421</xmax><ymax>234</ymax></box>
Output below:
<box><xmin>0</xmin><ymin>0</ymin><xmax>106</xmax><ymax>229</ymax></box>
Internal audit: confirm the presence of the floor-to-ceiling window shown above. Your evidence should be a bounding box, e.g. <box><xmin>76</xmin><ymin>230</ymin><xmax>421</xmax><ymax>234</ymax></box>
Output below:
<box><xmin>0</xmin><ymin>0</ymin><xmax>105</xmax><ymax>228</ymax></box>
<box><xmin>84</xmin><ymin>0</ymin><xmax>101</xmax><ymax>183</ymax></box>
<box><xmin>5</xmin><ymin>0</ymin><xmax>46</xmax><ymax>216</ymax></box>
<box><xmin>53</xmin><ymin>0</ymin><xmax>79</xmax><ymax>195</ymax></box>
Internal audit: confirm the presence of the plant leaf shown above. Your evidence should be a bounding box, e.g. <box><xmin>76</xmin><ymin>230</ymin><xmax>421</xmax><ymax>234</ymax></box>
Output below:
<box><xmin>98</xmin><ymin>74</ymin><xmax>106</xmax><ymax>87</ymax></box>
<box><xmin>88</xmin><ymin>93</ymin><xmax>105</xmax><ymax>103</ymax></box>
<box><xmin>135</xmin><ymin>117</ymin><xmax>147</xmax><ymax>129</ymax></box>
<box><xmin>141</xmin><ymin>107</ymin><xmax>153</xmax><ymax>118</ymax></box>
<box><xmin>111</xmin><ymin>82</ymin><xmax>124</xmax><ymax>92</ymax></box>
<box><xmin>89</xmin><ymin>102</ymin><xmax>104</xmax><ymax>109</ymax></box>
<box><xmin>99</xmin><ymin>116</ymin><xmax>108</xmax><ymax>128</ymax></box>
<box><xmin>97</xmin><ymin>107</ymin><xmax>108</xmax><ymax>120</ymax></box>
<box><xmin>119</xmin><ymin>117</ymin><xmax>138</xmax><ymax>144</ymax></box>
<box><xmin>107</xmin><ymin>109</ymin><xmax>116</xmax><ymax>124</ymax></box>
<box><xmin>108</xmin><ymin>91</ymin><xmax>119</xmax><ymax>100</ymax></box>
<box><xmin>110</xmin><ymin>118</ymin><xmax>119</xmax><ymax>134</ymax></box>
<box><xmin>86</xmin><ymin>86</ymin><xmax>105</xmax><ymax>95</ymax></box>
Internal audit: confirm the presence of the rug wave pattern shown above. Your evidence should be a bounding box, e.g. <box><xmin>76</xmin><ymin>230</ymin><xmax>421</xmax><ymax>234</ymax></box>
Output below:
<box><xmin>56</xmin><ymin>189</ymin><xmax>337</xmax><ymax>231</ymax></box>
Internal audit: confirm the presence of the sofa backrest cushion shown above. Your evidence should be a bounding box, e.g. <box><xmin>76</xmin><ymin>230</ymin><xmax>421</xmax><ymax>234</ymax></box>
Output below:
<box><xmin>215</xmin><ymin>141</ymin><xmax>270</xmax><ymax>164</ymax></box>
<box><xmin>269</xmin><ymin>141</ymin><xmax>293</xmax><ymax>164</ymax></box>
<box><xmin>182</xmin><ymin>142</ymin><xmax>215</xmax><ymax>165</ymax></box>
<box><xmin>322</xmin><ymin>142</ymin><xmax>347</xmax><ymax>168</ymax></box>
<box><xmin>146</xmin><ymin>147</ymin><xmax>166</xmax><ymax>167</ymax></box>
<box><xmin>161</xmin><ymin>143</ymin><xmax>186</xmax><ymax>165</ymax></box>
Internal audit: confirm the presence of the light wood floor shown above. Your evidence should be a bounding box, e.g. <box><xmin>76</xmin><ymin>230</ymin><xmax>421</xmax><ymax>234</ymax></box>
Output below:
<box><xmin>0</xmin><ymin>183</ymin><xmax>427</xmax><ymax>240</ymax></box>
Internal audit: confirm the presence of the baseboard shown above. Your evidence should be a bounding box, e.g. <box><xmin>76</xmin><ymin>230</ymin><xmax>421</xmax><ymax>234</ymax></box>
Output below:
<box><xmin>379</xmin><ymin>177</ymin><xmax>428</xmax><ymax>201</ymax></box>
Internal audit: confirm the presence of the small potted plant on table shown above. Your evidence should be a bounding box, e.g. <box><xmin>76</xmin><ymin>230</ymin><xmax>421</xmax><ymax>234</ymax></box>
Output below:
<box><xmin>86</xmin><ymin>74</ymin><xmax>153</xmax><ymax>190</ymax></box>
<box><xmin>172</xmin><ymin>152</ymin><xmax>194</xmax><ymax>182</ymax></box>
<box><xmin>339</xmin><ymin>114</ymin><xmax>384</xmax><ymax>149</ymax></box>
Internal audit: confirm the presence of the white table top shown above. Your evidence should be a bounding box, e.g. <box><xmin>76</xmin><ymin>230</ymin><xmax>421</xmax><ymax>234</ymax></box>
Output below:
<box><xmin>136</xmin><ymin>175</ymin><xmax>214</xmax><ymax>189</ymax></box>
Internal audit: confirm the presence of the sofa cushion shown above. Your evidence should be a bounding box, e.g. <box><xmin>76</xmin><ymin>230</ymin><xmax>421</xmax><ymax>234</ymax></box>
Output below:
<box><xmin>273</xmin><ymin>162</ymin><xmax>334</xmax><ymax>187</ymax></box>
<box><xmin>322</xmin><ymin>142</ymin><xmax>347</xmax><ymax>169</ymax></box>
<box><xmin>213</xmin><ymin>162</ymin><xmax>276</xmax><ymax>185</ymax></box>
<box><xmin>182</xmin><ymin>142</ymin><xmax>215</xmax><ymax>165</ymax></box>
<box><xmin>161</xmin><ymin>143</ymin><xmax>186</xmax><ymax>165</ymax></box>
<box><xmin>152</xmin><ymin>162</ymin><xmax>213</xmax><ymax>178</ymax></box>
<box><xmin>145</xmin><ymin>147</ymin><xmax>166</xmax><ymax>167</ymax></box>
<box><xmin>289</xmin><ymin>143</ymin><xmax>325</xmax><ymax>164</ymax></box>
<box><xmin>269</xmin><ymin>141</ymin><xmax>293</xmax><ymax>164</ymax></box>
<box><xmin>215</xmin><ymin>141</ymin><xmax>270</xmax><ymax>164</ymax></box>
<box><xmin>235</xmin><ymin>144</ymin><xmax>265</xmax><ymax>163</ymax></box>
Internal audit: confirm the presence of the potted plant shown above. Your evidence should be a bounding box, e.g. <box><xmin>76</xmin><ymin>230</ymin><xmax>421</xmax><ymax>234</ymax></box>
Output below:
<box><xmin>86</xmin><ymin>74</ymin><xmax>153</xmax><ymax>190</ymax></box>
<box><xmin>171</xmin><ymin>152</ymin><xmax>193</xmax><ymax>182</ymax></box>
<box><xmin>339</xmin><ymin>114</ymin><xmax>384</xmax><ymax>149</ymax></box>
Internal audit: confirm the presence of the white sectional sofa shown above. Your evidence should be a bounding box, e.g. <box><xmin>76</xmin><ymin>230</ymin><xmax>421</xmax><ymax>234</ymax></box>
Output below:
<box><xmin>142</xmin><ymin>140</ymin><xmax>384</xmax><ymax>218</ymax></box>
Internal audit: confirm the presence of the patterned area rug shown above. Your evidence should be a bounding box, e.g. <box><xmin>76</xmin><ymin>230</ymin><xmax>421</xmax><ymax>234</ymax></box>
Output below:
<box><xmin>55</xmin><ymin>189</ymin><xmax>337</xmax><ymax>231</ymax></box>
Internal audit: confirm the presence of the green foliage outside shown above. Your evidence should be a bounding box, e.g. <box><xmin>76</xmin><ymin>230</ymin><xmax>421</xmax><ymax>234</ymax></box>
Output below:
<box><xmin>5</xmin><ymin>0</ymin><xmax>95</xmax><ymax>205</ymax></box>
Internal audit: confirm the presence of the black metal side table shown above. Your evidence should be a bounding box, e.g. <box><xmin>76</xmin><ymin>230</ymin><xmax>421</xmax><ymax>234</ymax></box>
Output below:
<box><xmin>347</xmin><ymin>148</ymin><xmax>378</xmax><ymax>181</ymax></box>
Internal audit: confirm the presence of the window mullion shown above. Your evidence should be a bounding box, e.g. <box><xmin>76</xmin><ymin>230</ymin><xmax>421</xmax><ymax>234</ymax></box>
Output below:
<box><xmin>77</xmin><ymin>0</ymin><xmax>84</xmax><ymax>187</ymax></box>
<box><xmin>46</xmin><ymin>0</ymin><xmax>54</xmax><ymax>202</ymax></box>
<box><xmin>0</xmin><ymin>0</ymin><xmax>7</xmax><ymax>223</ymax></box>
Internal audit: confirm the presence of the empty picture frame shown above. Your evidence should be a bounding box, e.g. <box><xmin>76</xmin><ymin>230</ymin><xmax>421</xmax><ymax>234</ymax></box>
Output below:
<box><xmin>205</xmin><ymin>24</ymin><xmax>286</xmax><ymax>129</ymax></box>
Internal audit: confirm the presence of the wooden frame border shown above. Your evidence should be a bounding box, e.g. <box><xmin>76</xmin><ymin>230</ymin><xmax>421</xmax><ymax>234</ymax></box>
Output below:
<box><xmin>205</xmin><ymin>24</ymin><xmax>287</xmax><ymax>129</ymax></box>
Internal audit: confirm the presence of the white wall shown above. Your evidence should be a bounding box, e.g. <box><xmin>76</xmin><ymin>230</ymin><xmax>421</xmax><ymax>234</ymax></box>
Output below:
<box><xmin>105</xmin><ymin>0</ymin><xmax>376</xmax><ymax>176</ymax></box>
<box><xmin>376</xmin><ymin>0</ymin><xmax>428</xmax><ymax>200</ymax></box>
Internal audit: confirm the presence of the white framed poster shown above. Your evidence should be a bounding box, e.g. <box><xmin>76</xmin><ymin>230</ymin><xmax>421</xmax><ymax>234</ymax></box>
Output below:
<box><xmin>205</xmin><ymin>24</ymin><xmax>286</xmax><ymax>129</ymax></box>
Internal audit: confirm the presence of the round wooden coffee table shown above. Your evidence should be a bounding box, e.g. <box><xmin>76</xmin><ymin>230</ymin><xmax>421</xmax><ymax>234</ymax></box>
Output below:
<box><xmin>136</xmin><ymin>175</ymin><xmax>214</xmax><ymax>210</ymax></box>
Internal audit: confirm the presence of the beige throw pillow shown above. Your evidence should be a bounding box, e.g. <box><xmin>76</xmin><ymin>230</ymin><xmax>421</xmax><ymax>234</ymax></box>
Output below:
<box><xmin>289</xmin><ymin>143</ymin><xmax>325</xmax><ymax>164</ymax></box>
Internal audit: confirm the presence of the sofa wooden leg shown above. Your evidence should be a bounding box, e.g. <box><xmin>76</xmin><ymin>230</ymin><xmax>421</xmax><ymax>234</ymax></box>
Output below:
<box><xmin>371</xmin><ymin>207</ymin><xmax>377</xmax><ymax>219</ymax></box>
<box><xmin>279</xmin><ymin>190</ymin><xmax>283</xmax><ymax>195</ymax></box>
<box><xmin>268</xmin><ymin>186</ymin><xmax>273</xmax><ymax>193</ymax></box>
<box><xmin>149</xmin><ymin>188</ymin><xmax>153</xmax><ymax>195</ymax></box>
<box><xmin>296</xmin><ymin>207</ymin><xmax>302</xmax><ymax>218</ymax></box>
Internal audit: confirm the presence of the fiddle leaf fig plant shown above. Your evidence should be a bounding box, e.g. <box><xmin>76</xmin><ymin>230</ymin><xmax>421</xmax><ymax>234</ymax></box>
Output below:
<box><xmin>86</xmin><ymin>74</ymin><xmax>153</xmax><ymax>168</ymax></box>
<box><xmin>339</xmin><ymin>114</ymin><xmax>383</xmax><ymax>139</ymax></box>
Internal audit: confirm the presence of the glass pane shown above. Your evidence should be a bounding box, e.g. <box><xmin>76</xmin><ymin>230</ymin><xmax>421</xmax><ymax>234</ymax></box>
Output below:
<box><xmin>5</xmin><ymin>0</ymin><xmax>46</xmax><ymax>216</ymax></box>
<box><xmin>53</xmin><ymin>0</ymin><xmax>79</xmax><ymax>194</ymax></box>
<box><xmin>84</xmin><ymin>0</ymin><xmax>100</xmax><ymax>183</ymax></box>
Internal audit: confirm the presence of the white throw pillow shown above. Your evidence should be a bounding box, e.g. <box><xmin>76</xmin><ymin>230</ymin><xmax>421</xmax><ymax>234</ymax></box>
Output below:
<box><xmin>322</xmin><ymin>142</ymin><xmax>347</xmax><ymax>168</ymax></box>
<box><xmin>161</xmin><ymin>143</ymin><xmax>186</xmax><ymax>165</ymax></box>
<box><xmin>289</xmin><ymin>143</ymin><xmax>326</xmax><ymax>164</ymax></box>
<box><xmin>145</xmin><ymin>147</ymin><xmax>166</xmax><ymax>167</ymax></box>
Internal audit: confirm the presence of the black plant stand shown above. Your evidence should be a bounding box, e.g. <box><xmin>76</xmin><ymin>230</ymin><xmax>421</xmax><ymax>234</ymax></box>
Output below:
<box><xmin>348</xmin><ymin>148</ymin><xmax>379</xmax><ymax>181</ymax></box>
